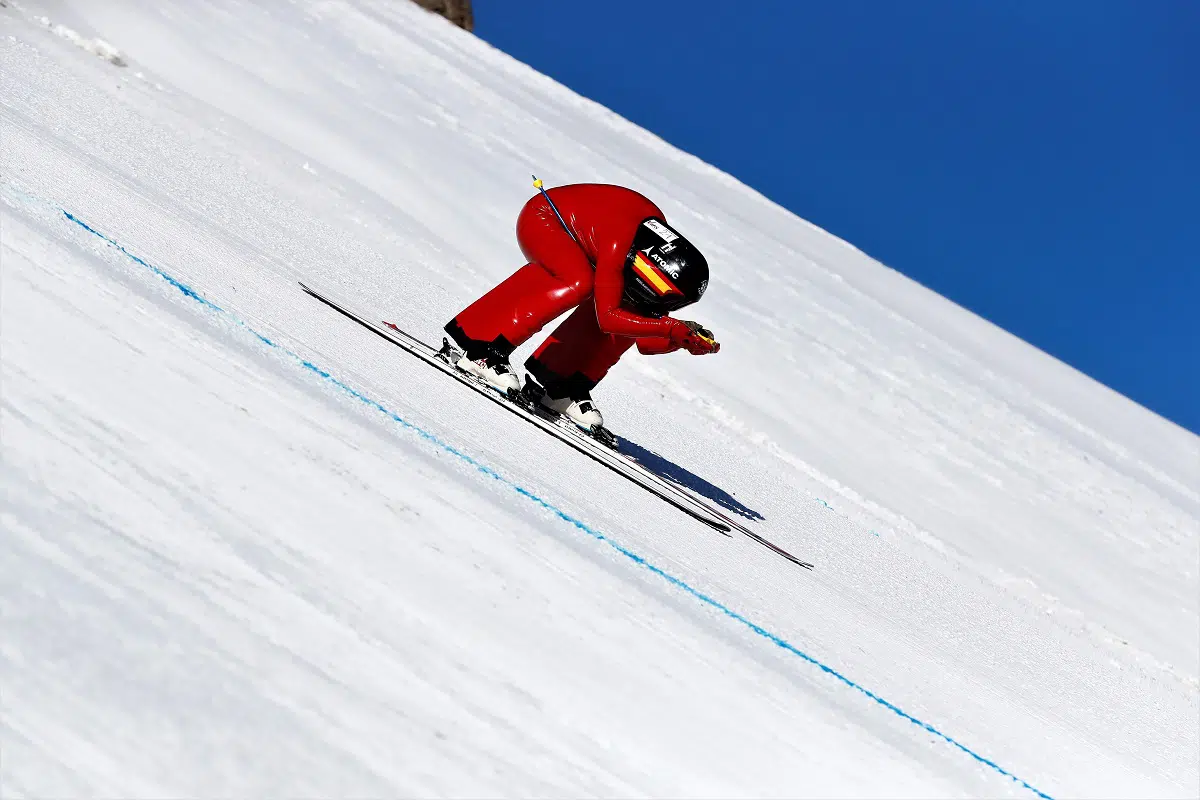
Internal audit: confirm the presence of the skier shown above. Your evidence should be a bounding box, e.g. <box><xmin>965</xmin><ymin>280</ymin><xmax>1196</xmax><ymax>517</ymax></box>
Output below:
<box><xmin>443</xmin><ymin>183</ymin><xmax>719</xmax><ymax>431</ymax></box>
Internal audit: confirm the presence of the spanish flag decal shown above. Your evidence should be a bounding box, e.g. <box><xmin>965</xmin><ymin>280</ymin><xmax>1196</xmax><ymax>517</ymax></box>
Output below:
<box><xmin>632</xmin><ymin>251</ymin><xmax>682</xmax><ymax>296</ymax></box>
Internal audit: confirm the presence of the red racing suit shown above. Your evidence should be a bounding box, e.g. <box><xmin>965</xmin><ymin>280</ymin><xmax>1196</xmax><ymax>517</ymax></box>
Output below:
<box><xmin>445</xmin><ymin>184</ymin><xmax>687</xmax><ymax>399</ymax></box>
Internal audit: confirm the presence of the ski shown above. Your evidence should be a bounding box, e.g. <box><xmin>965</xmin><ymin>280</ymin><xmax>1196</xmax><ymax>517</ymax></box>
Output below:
<box><xmin>299</xmin><ymin>282</ymin><xmax>813</xmax><ymax>569</ymax></box>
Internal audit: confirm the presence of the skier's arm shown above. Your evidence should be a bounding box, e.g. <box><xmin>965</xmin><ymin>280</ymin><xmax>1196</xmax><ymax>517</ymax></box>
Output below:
<box><xmin>636</xmin><ymin>336</ymin><xmax>680</xmax><ymax>355</ymax></box>
<box><xmin>593</xmin><ymin>251</ymin><xmax>719</xmax><ymax>354</ymax></box>
<box><xmin>592</xmin><ymin>251</ymin><xmax>676</xmax><ymax>339</ymax></box>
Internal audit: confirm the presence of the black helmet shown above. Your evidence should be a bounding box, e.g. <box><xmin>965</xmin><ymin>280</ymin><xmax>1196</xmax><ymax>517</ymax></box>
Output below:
<box><xmin>622</xmin><ymin>217</ymin><xmax>709</xmax><ymax>316</ymax></box>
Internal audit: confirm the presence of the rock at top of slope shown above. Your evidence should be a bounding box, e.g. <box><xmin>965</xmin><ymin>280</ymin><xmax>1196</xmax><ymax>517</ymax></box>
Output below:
<box><xmin>410</xmin><ymin>0</ymin><xmax>473</xmax><ymax>32</ymax></box>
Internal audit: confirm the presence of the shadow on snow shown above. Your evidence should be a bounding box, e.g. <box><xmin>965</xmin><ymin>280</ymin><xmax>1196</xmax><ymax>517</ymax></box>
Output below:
<box><xmin>616</xmin><ymin>437</ymin><xmax>766</xmax><ymax>522</ymax></box>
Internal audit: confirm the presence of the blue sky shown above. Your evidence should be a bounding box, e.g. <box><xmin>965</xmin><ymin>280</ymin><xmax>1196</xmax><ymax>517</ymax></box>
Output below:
<box><xmin>475</xmin><ymin>1</ymin><xmax>1198</xmax><ymax>434</ymax></box>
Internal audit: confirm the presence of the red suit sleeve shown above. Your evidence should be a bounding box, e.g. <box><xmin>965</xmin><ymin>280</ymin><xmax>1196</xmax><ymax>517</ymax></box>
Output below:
<box><xmin>592</xmin><ymin>248</ymin><xmax>676</xmax><ymax>339</ymax></box>
<box><xmin>636</xmin><ymin>336</ymin><xmax>680</xmax><ymax>355</ymax></box>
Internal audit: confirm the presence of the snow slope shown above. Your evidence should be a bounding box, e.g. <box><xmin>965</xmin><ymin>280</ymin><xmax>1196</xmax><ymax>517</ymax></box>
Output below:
<box><xmin>2</xmin><ymin>1</ymin><xmax>1196</xmax><ymax>797</ymax></box>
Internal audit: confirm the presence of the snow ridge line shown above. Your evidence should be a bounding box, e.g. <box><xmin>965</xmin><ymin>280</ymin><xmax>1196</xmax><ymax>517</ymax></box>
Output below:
<box><xmin>60</xmin><ymin>207</ymin><xmax>1053</xmax><ymax>800</ymax></box>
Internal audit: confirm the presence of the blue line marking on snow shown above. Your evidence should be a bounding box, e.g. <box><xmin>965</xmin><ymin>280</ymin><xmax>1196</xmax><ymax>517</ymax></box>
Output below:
<box><xmin>63</xmin><ymin>212</ymin><xmax>223</xmax><ymax>312</ymax></box>
<box><xmin>62</xmin><ymin>208</ymin><xmax>1053</xmax><ymax>800</ymax></box>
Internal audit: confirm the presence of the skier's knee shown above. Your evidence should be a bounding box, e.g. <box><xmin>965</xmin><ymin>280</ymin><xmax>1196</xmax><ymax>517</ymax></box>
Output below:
<box><xmin>545</xmin><ymin>278</ymin><xmax>588</xmax><ymax>308</ymax></box>
<box><xmin>563</xmin><ymin>277</ymin><xmax>590</xmax><ymax>303</ymax></box>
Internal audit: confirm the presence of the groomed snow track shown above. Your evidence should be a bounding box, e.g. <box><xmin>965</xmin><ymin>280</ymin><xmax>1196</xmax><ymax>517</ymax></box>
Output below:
<box><xmin>2</xmin><ymin>2</ymin><xmax>1197</xmax><ymax>797</ymax></box>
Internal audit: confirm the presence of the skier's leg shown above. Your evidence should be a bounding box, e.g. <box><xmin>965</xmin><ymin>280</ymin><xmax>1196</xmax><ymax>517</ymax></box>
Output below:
<box><xmin>445</xmin><ymin>198</ymin><xmax>594</xmax><ymax>360</ymax></box>
<box><xmin>445</xmin><ymin>263</ymin><xmax>566</xmax><ymax>359</ymax></box>
<box><xmin>525</xmin><ymin>305</ymin><xmax>634</xmax><ymax>401</ymax></box>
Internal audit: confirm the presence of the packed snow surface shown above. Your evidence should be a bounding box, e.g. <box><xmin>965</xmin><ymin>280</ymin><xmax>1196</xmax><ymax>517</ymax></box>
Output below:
<box><xmin>2</xmin><ymin>1</ymin><xmax>1197</xmax><ymax>797</ymax></box>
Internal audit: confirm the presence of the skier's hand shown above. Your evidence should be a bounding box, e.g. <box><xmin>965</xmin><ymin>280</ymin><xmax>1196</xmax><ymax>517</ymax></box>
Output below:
<box><xmin>668</xmin><ymin>319</ymin><xmax>720</xmax><ymax>355</ymax></box>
